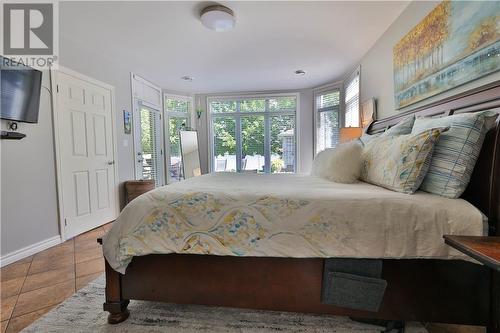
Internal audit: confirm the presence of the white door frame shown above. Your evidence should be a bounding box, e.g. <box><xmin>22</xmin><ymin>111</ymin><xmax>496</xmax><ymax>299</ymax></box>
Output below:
<box><xmin>130</xmin><ymin>73</ymin><xmax>165</xmax><ymax>185</ymax></box>
<box><xmin>51</xmin><ymin>66</ymin><xmax>120</xmax><ymax>241</ymax></box>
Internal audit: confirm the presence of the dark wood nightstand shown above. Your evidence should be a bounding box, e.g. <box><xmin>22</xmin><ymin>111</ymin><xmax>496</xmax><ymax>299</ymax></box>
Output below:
<box><xmin>444</xmin><ymin>236</ymin><xmax>500</xmax><ymax>333</ymax></box>
<box><xmin>124</xmin><ymin>180</ymin><xmax>155</xmax><ymax>205</ymax></box>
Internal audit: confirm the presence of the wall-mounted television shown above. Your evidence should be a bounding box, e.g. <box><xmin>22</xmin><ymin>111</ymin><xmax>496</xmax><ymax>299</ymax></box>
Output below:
<box><xmin>1</xmin><ymin>56</ymin><xmax>42</xmax><ymax>124</ymax></box>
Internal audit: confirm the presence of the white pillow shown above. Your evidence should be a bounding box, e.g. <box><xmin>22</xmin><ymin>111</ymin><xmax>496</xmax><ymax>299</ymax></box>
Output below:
<box><xmin>311</xmin><ymin>142</ymin><xmax>363</xmax><ymax>183</ymax></box>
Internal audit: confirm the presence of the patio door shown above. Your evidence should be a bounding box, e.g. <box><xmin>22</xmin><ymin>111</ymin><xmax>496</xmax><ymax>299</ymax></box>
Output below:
<box><xmin>131</xmin><ymin>74</ymin><xmax>164</xmax><ymax>187</ymax></box>
<box><xmin>136</xmin><ymin>103</ymin><xmax>164</xmax><ymax>186</ymax></box>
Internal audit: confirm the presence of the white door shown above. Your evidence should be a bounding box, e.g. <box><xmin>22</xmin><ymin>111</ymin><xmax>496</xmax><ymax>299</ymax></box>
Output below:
<box><xmin>54</xmin><ymin>69</ymin><xmax>118</xmax><ymax>239</ymax></box>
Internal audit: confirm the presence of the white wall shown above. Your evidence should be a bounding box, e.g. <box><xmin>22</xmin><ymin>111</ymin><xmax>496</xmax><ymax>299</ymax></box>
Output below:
<box><xmin>193</xmin><ymin>89</ymin><xmax>315</xmax><ymax>175</ymax></box>
<box><xmin>1</xmin><ymin>70</ymin><xmax>60</xmax><ymax>256</ymax></box>
<box><xmin>359</xmin><ymin>1</ymin><xmax>500</xmax><ymax>119</ymax></box>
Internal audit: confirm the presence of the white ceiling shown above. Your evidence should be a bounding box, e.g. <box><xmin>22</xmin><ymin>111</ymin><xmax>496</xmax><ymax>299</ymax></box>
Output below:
<box><xmin>60</xmin><ymin>1</ymin><xmax>408</xmax><ymax>94</ymax></box>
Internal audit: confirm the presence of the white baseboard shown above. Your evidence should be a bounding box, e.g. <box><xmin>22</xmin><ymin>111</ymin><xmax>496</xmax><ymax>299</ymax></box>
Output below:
<box><xmin>0</xmin><ymin>236</ymin><xmax>62</xmax><ymax>267</ymax></box>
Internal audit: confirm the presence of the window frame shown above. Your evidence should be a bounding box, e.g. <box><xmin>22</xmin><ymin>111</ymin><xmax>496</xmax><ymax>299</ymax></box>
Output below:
<box><xmin>207</xmin><ymin>92</ymin><xmax>300</xmax><ymax>173</ymax></box>
<box><xmin>343</xmin><ymin>66</ymin><xmax>361</xmax><ymax>128</ymax></box>
<box><xmin>163</xmin><ymin>93</ymin><xmax>193</xmax><ymax>184</ymax></box>
<box><xmin>313</xmin><ymin>84</ymin><xmax>343</xmax><ymax>154</ymax></box>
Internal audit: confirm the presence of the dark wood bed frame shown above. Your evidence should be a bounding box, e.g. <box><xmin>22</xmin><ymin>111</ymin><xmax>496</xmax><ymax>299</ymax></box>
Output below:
<box><xmin>100</xmin><ymin>81</ymin><xmax>500</xmax><ymax>331</ymax></box>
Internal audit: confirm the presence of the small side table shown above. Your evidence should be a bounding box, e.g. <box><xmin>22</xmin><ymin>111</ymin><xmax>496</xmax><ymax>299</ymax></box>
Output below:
<box><xmin>444</xmin><ymin>236</ymin><xmax>500</xmax><ymax>333</ymax></box>
<box><xmin>124</xmin><ymin>180</ymin><xmax>155</xmax><ymax>205</ymax></box>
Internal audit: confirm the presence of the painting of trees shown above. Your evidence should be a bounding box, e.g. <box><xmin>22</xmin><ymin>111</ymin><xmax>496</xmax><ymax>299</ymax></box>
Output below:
<box><xmin>393</xmin><ymin>1</ymin><xmax>500</xmax><ymax>109</ymax></box>
<box><xmin>393</xmin><ymin>0</ymin><xmax>451</xmax><ymax>90</ymax></box>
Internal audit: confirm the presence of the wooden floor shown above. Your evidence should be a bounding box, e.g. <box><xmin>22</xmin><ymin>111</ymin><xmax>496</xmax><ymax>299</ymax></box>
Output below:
<box><xmin>0</xmin><ymin>221</ymin><xmax>484</xmax><ymax>333</ymax></box>
<box><xmin>0</xmin><ymin>223</ymin><xmax>112</xmax><ymax>333</ymax></box>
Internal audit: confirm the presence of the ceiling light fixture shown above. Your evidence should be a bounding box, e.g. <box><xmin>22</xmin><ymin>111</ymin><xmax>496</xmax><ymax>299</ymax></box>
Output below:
<box><xmin>181</xmin><ymin>76</ymin><xmax>194</xmax><ymax>82</ymax></box>
<box><xmin>200</xmin><ymin>5</ymin><xmax>235</xmax><ymax>32</ymax></box>
<box><xmin>294</xmin><ymin>70</ymin><xmax>306</xmax><ymax>76</ymax></box>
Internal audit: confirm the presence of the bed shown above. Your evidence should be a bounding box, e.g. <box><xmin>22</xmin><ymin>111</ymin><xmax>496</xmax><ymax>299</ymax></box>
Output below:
<box><xmin>104</xmin><ymin>172</ymin><xmax>485</xmax><ymax>274</ymax></box>
<box><xmin>100</xmin><ymin>82</ymin><xmax>500</xmax><ymax>330</ymax></box>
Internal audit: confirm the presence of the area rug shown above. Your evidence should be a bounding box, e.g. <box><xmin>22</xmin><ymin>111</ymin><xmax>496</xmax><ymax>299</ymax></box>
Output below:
<box><xmin>23</xmin><ymin>276</ymin><xmax>427</xmax><ymax>332</ymax></box>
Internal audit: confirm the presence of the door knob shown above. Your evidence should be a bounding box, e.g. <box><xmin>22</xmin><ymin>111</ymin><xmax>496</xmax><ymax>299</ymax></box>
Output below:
<box><xmin>107</xmin><ymin>160</ymin><xmax>115</xmax><ymax>165</ymax></box>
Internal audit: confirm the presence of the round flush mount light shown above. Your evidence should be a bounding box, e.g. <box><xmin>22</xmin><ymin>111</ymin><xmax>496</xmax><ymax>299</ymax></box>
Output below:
<box><xmin>181</xmin><ymin>75</ymin><xmax>194</xmax><ymax>82</ymax></box>
<box><xmin>200</xmin><ymin>5</ymin><xmax>235</xmax><ymax>32</ymax></box>
<box><xmin>294</xmin><ymin>70</ymin><xmax>306</xmax><ymax>76</ymax></box>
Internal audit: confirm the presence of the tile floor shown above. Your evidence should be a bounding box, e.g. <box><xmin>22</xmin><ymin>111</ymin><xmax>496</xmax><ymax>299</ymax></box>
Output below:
<box><xmin>0</xmin><ymin>221</ymin><xmax>485</xmax><ymax>333</ymax></box>
<box><xmin>0</xmin><ymin>223</ymin><xmax>112</xmax><ymax>333</ymax></box>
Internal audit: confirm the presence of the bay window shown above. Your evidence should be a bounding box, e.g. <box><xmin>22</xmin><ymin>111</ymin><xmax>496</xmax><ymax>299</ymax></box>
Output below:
<box><xmin>209</xmin><ymin>95</ymin><xmax>298</xmax><ymax>173</ymax></box>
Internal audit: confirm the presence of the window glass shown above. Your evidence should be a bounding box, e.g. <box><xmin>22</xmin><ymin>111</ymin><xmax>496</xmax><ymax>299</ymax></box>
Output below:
<box><xmin>315</xmin><ymin>90</ymin><xmax>340</xmax><ymax>153</ymax></box>
<box><xmin>210</xmin><ymin>101</ymin><xmax>237</xmax><ymax>113</ymax></box>
<box><xmin>165</xmin><ymin>95</ymin><xmax>192</xmax><ymax>183</ymax></box>
<box><xmin>345</xmin><ymin>70</ymin><xmax>360</xmax><ymax>127</ymax></box>
<box><xmin>165</xmin><ymin>98</ymin><xmax>189</xmax><ymax>113</ymax></box>
<box><xmin>168</xmin><ymin>116</ymin><xmax>188</xmax><ymax>182</ymax></box>
<box><xmin>213</xmin><ymin>117</ymin><xmax>237</xmax><ymax>172</ymax></box>
<box><xmin>241</xmin><ymin>115</ymin><xmax>265</xmax><ymax>172</ymax></box>
<box><xmin>240</xmin><ymin>99</ymin><xmax>265</xmax><ymax>112</ymax></box>
<box><xmin>269</xmin><ymin>97</ymin><xmax>296</xmax><ymax>111</ymax></box>
<box><xmin>140</xmin><ymin>107</ymin><xmax>162</xmax><ymax>186</ymax></box>
<box><xmin>271</xmin><ymin>115</ymin><xmax>295</xmax><ymax>173</ymax></box>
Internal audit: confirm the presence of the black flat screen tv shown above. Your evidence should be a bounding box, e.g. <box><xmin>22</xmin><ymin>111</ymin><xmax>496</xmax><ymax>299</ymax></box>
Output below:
<box><xmin>1</xmin><ymin>56</ymin><xmax>42</xmax><ymax>123</ymax></box>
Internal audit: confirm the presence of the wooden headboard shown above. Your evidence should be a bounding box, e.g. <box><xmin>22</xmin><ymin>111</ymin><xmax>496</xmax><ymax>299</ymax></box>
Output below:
<box><xmin>367</xmin><ymin>81</ymin><xmax>500</xmax><ymax>236</ymax></box>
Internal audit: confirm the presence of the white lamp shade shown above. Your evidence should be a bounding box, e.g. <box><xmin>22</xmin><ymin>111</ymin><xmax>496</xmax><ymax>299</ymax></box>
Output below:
<box><xmin>201</xmin><ymin>7</ymin><xmax>235</xmax><ymax>32</ymax></box>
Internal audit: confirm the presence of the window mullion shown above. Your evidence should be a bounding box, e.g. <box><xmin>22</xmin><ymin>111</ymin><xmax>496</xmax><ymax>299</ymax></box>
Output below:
<box><xmin>264</xmin><ymin>100</ymin><xmax>271</xmax><ymax>173</ymax></box>
<box><xmin>235</xmin><ymin>103</ymin><xmax>242</xmax><ymax>172</ymax></box>
<box><xmin>155</xmin><ymin>112</ymin><xmax>164</xmax><ymax>186</ymax></box>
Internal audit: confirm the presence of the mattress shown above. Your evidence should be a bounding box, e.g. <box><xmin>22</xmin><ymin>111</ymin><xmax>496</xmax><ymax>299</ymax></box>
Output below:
<box><xmin>103</xmin><ymin>173</ymin><xmax>485</xmax><ymax>273</ymax></box>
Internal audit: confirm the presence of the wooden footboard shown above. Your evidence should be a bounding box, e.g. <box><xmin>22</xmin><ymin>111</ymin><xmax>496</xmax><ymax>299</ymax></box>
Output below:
<box><xmin>101</xmin><ymin>251</ymin><xmax>490</xmax><ymax>326</ymax></box>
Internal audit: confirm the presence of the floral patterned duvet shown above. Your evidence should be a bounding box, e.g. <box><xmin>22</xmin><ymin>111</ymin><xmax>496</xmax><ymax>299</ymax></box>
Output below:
<box><xmin>103</xmin><ymin>173</ymin><xmax>485</xmax><ymax>273</ymax></box>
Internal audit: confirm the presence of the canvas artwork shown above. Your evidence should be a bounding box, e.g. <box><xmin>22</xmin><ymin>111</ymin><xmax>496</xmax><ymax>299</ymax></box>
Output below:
<box><xmin>393</xmin><ymin>1</ymin><xmax>500</xmax><ymax>109</ymax></box>
<box><xmin>123</xmin><ymin>110</ymin><xmax>132</xmax><ymax>134</ymax></box>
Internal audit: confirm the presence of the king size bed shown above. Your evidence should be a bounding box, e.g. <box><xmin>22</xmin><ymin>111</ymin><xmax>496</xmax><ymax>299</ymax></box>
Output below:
<box><xmin>99</xmin><ymin>82</ymin><xmax>500</xmax><ymax>331</ymax></box>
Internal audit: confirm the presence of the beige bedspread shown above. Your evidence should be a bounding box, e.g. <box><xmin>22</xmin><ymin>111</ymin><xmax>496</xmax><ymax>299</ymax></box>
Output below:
<box><xmin>103</xmin><ymin>173</ymin><xmax>485</xmax><ymax>273</ymax></box>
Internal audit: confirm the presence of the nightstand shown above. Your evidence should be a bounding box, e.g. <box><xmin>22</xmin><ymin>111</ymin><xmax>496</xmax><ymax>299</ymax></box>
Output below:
<box><xmin>124</xmin><ymin>179</ymin><xmax>155</xmax><ymax>205</ymax></box>
<box><xmin>444</xmin><ymin>236</ymin><xmax>500</xmax><ymax>333</ymax></box>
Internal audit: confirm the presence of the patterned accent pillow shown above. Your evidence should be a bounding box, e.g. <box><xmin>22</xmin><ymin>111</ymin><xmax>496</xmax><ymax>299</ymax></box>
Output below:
<box><xmin>381</xmin><ymin>115</ymin><xmax>415</xmax><ymax>137</ymax></box>
<box><xmin>361</xmin><ymin>128</ymin><xmax>447</xmax><ymax>194</ymax></box>
<box><xmin>412</xmin><ymin>111</ymin><xmax>499</xmax><ymax>198</ymax></box>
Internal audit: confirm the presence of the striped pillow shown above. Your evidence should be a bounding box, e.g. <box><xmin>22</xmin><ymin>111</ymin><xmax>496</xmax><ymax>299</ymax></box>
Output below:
<box><xmin>358</xmin><ymin>116</ymin><xmax>414</xmax><ymax>147</ymax></box>
<box><xmin>412</xmin><ymin>110</ymin><xmax>499</xmax><ymax>198</ymax></box>
<box><xmin>381</xmin><ymin>115</ymin><xmax>415</xmax><ymax>137</ymax></box>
